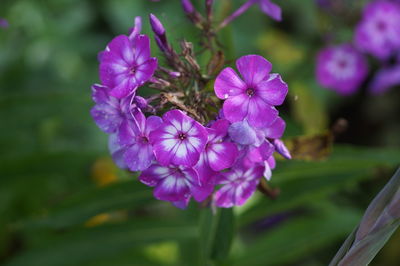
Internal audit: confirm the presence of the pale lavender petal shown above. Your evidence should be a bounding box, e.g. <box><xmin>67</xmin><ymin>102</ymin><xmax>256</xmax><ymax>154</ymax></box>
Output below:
<box><xmin>118</xmin><ymin>119</ymin><xmax>138</xmax><ymax>146</ymax></box>
<box><xmin>90</xmin><ymin>103</ymin><xmax>122</xmax><ymax>134</ymax></box>
<box><xmin>228</xmin><ymin>120</ymin><xmax>257</xmax><ymax>145</ymax></box>
<box><xmin>91</xmin><ymin>84</ymin><xmax>109</xmax><ymax>104</ymax></box>
<box><xmin>273</xmin><ymin>139</ymin><xmax>291</xmax><ymax>159</ymax></box>
<box><xmin>236</xmin><ymin>55</ymin><xmax>272</xmax><ymax>86</ymax></box>
<box><xmin>108</xmin><ymin>133</ymin><xmax>127</xmax><ymax>169</ymax></box>
<box><xmin>257</xmin><ymin>74</ymin><xmax>288</xmax><ymax>106</ymax></box>
<box><xmin>214</xmin><ymin>67</ymin><xmax>246</xmax><ymax>99</ymax></box>
<box><xmin>123</xmin><ymin>142</ymin><xmax>154</xmax><ymax>171</ymax></box>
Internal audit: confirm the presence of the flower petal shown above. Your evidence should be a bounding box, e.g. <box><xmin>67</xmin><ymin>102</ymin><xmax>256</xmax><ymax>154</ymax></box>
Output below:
<box><xmin>133</xmin><ymin>34</ymin><xmax>151</xmax><ymax>65</ymax></box>
<box><xmin>207</xmin><ymin>142</ymin><xmax>238</xmax><ymax>171</ymax></box>
<box><xmin>214</xmin><ymin>67</ymin><xmax>246</xmax><ymax>99</ymax></box>
<box><xmin>263</xmin><ymin>116</ymin><xmax>285</xmax><ymax>139</ymax></box>
<box><xmin>236</xmin><ymin>55</ymin><xmax>272</xmax><ymax>86</ymax></box>
<box><xmin>123</xmin><ymin>142</ymin><xmax>154</xmax><ymax>171</ymax></box>
<box><xmin>257</xmin><ymin>74</ymin><xmax>288</xmax><ymax>106</ymax></box>
<box><xmin>223</xmin><ymin>93</ymin><xmax>249</xmax><ymax>123</ymax></box>
<box><xmin>247</xmin><ymin>97</ymin><xmax>278</xmax><ymax>128</ymax></box>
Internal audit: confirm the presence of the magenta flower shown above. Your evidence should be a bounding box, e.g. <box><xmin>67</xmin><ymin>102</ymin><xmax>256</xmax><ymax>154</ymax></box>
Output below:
<box><xmin>204</xmin><ymin>119</ymin><xmax>238</xmax><ymax>171</ymax></box>
<box><xmin>150</xmin><ymin>110</ymin><xmax>208</xmax><ymax>167</ymax></box>
<box><xmin>139</xmin><ymin>163</ymin><xmax>213</xmax><ymax>205</ymax></box>
<box><xmin>214</xmin><ymin>55</ymin><xmax>288</xmax><ymax>128</ymax></box>
<box><xmin>214</xmin><ymin>165</ymin><xmax>264</xmax><ymax>208</ymax></box>
<box><xmin>316</xmin><ymin>44</ymin><xmax>368</xmax><ymax>95</ymax></box>
<box><xmin>99</xmin><ymin>34</ymin><xmax>157</xmax><ymax>98</ymax></box>
<box><xmin>118</xmin><ymin>110</ymin><xmax>162</xmax><ymax>171</ymax></box>
<box><xmin>355</xmin><ymin>1</ymin><xmax>400</xmax><ymax>59</ymax></box>
<box><xmin>90</xmin><ymin>84</ymin><xmax>133</xmax><ymax>134</ymax></box>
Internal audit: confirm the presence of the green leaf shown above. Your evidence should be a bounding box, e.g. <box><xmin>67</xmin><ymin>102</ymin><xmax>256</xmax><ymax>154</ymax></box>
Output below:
<box><xmin>27</xmin><ymin>179</ymin><xmax>153</xmax><ymax>229</ymax></box>
<box><xmin>233</xmin><ymin>204</ymin><xmax>362</xmax><ymax>266</ymax></box>
<box><xmin>6</xmin><ymin>219</ymin><xmax>198</xmax><ymax>266</ymax></box>
<box><xmin>330</xmin><ymin>168</ymin><xmax>400</xmax><ymax>266</ymax></box>
<box><xmin>199</xmin><ymin>208</ymin><xmax>235</xmax><ymax>264</ymax></box>
<box><xmin>211</xmin><ymin>208</ymin><xmax>235</xmax><ymax>261</ymax></box>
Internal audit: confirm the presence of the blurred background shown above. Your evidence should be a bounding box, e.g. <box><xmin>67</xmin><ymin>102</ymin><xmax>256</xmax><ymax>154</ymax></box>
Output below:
<box><xmin>1</xmin><ymin>0</ymin><xmax>399</xmax><ymax>265</ymax></box>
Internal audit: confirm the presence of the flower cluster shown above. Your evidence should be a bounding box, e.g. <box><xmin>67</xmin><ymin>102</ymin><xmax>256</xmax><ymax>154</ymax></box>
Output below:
<box><xmin>90</xmin><ymin>2</ymin><xmax>290</xmax><ymax>209</ymax></box>
<box><xmin>316</xmin><ymin>0</ymin><xmax>400</xmax><ymax>95</ymax></box>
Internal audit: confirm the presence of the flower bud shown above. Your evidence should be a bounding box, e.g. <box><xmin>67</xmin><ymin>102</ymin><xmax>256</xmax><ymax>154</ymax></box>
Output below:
<box><xmin>149</xmin><ymin>13</ymin><xmax>165</xmax><ymax>36</ymax></box>
<box><xmin>181</xmin><ymin>0</ymin><xmax>194</xmax><ymax>14</ymax></box>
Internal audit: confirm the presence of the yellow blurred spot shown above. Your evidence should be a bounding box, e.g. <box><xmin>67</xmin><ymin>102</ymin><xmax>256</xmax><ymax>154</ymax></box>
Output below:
<box><xmin>91</xmin><ymin>157</ymin><xmax>117</xmax><ymax>187</ymax></box>
<box><xmin>144</xmin><ymin>241</ymin><xmax>179</xmax><ymax>265</ymax></box>
<box><xmin>84</xmin><ymin>213</ymin><xmax>110</xmax><ymax>227</ymax></box>
<box><xmin>257</xmin><ymin>30</ymin><xmax>304</xmax><ymax>70</ymax></box>
<box><xmin>291</xmin><ymin>82</ymin><xmax>328</xmax><ymax>135</ymax></box>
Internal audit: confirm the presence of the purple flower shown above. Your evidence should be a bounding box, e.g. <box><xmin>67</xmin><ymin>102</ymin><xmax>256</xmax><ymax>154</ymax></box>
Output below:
<box><xmin>90</xmin><ymin>84</ymin><xmax>133</xmax><ymax>134</ymax></box>
<box><xmin>368</xmin><ymin>64</ymin><xmax>400</xmax><ymax>94</ymax></box>
<box><xmin>108</xmin><ymin>133</ymin><xmax>127</xmax><ymax>169</ymax></box>
<box><xmin>200</xmin><ymin>119</ymin><xmax>238</xmax><ymax>172</ymax></box>
<box><xmin>118</xmin><ymin>110</ymin><xmax>162</xmax><ymax>171</ymax></box>
<box><xmin>139</xmin><ymin>163</ymin><xmax>213</xmax><ymax>205</ymax></box>
<box><xmin>214</xmin><ymin>55</ymin><xmax>288</xmax><ymax>129</ymax></box>
<box><xmin>0</xmin><ymin>18</ymin><xmax>9</xmax><ymax>28</ymax></box>
<box><xmin>355</xmin><ymin>1</ymin><xmax>400</xmax><ymax>59</ymax></box>
<box><xmin>316</xmin><ymin>44</ymin><xmax>368</xmax><ymax>95</ymax></box>
<box><xmin>150</xmin><ymin>110</ymin><xmax>208</xmax><ymax>167</ymax></box>
<box><xmin>214</xmin><ymin>165</ymin><xmax>264</xmax><ymax>208</ymax></box>
<box><xmin>99</xmin><ymin>34</ymin><xmax>157</xmax><ymax>98</ymax></box>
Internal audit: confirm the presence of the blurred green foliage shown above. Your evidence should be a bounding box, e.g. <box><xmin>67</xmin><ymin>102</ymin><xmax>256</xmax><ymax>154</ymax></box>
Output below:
<box><xmin>1</xmin><ymin>0</ymin><xmax>399</xmax><ymax>265</ymax></box>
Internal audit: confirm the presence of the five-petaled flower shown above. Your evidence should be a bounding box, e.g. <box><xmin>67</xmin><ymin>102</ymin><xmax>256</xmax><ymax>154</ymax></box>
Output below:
<box><xmin>100</xmin><ymin>34</ymin><xmax>158</xmax><ymax>98</ymax></box>
<box><xmin>355</xmin><ymin>0</ymin><xmax>400</xmax><ymax>59</ymax></box>
<box><xmin>214</xmin><ymin>55</ymin><xmax>288</xmax><ymax>129</ymax></box>
<box><xmin>139</xmin><ymin>163</ymin><xmax>213</xmax><ymax>208</ymax></box>
<box><xmin>118</xmin><ymin>110</ymin><xmax>162</xmax><ymax>171</ymax></box>
<box><xmin>316</xmin><ymin>44</ymin><xmax>368</xmax><ymax>95</ymax></box>
<box><xmin>214</xmin><ymin>165</ymin><xmax>264</xmax><ymax>208</ymax></box>
<box><xmin>150</xmin><ymin>110</ymin><xmax>208</xmax><ymax>167</ymax></box>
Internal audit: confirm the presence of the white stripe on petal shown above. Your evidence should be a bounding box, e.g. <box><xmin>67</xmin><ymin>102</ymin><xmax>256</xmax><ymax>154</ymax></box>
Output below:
<box><xmin>182</xmin><ymin>120</ymin><xmax>192</xmax><ymax>132</ymax></box>
<box><xmin>163</xmin><ymin>176</ymin><xmax>176</xmax><ymax>189</ymax></box>
<box><xmin>164</xmin><ymin>125</ymin><xmax>178</xmax><ymax>135</ymax></box>
<box><xmin>162</xmin><ymin>139</ymin><xmax>178</xmax><ymax>151</ymax></box>
<box><xmin>189</xmin><ymin>137</ymin><xmax>201</xmax><ymax>149</ymax></box>
<box><xmin>175</xmin><ymin>142</ymin><xmax>188</xmax><ymax>158</ymax></box>
<box><xmin>171</xmin><ymin>120</ymin><xmax>181</xmax><ymax>130</ymax></box>
<box><xmin>208</xmin><ymin>150</ymin><xmax>218</xmax><ymax>163</ymax></box>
